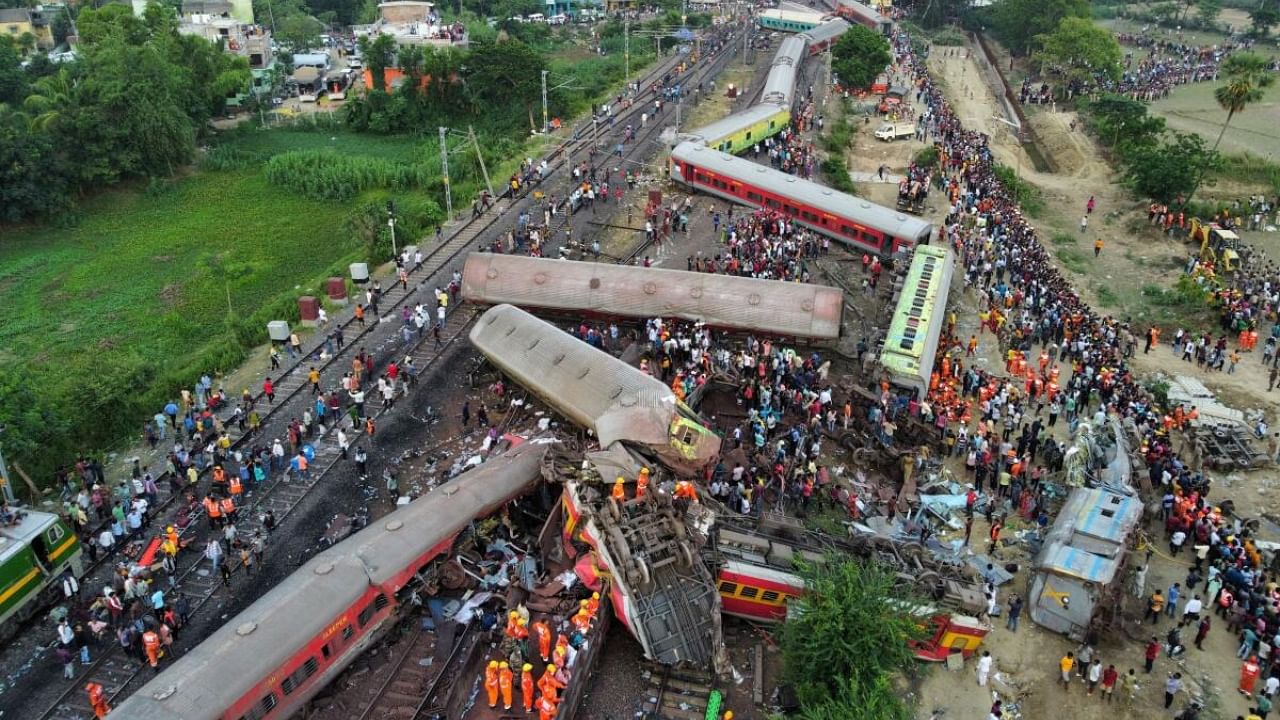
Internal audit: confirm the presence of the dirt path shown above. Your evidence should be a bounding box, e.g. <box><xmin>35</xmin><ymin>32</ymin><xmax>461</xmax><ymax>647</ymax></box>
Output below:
<box><xmin>911</xmin><ymin>40</ymin><xmax>1280</xmax><ymax>720</ymax></box>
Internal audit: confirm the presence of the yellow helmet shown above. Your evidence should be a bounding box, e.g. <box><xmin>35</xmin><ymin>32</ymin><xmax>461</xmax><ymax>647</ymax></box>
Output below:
<box><xmin>616</xmin><ymin>476</ymin><xmax>624</xmax><ymax>483</ymax></box>
<box><xmin>500</xmin><ymin>662</ymin><xmax>509</xmax><ymax>669</ymax></box>
<box><xmin>509</xmin><ymin>610</ymin><xmax>518</xmax><ymax>618</ymax></box>
<box><xmin>523</xmin><ymin>663</ymin><xmax>533</xmax><ymax>672</ymax></box>
<box><xmin>592</xmin><ymin>592</ymin><xmax>600</xmax><ymax>600</ymax></box>
<box><xmin>547</xmin><ymin>664</ymin><xmax>556</xmax><ymax>673</ymax></box>
<box><xmin>489</xmin><ymin>660</ymin><xmax>499</xmax><ymax>668</ymax></box>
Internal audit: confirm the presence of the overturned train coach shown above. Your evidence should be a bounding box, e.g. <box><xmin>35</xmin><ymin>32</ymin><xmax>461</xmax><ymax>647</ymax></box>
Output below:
<box><xmin>107</xmin><ymin>442</ymin><xmax>550</xmax><ymax>720</ymax></box>
<box><xmin>469</xmin><ymin>304</ymin><xmax>721</xmax><ymax>475</ymax></box>
<box><xmin>460</xmin><ymin>254</ymin><xmax>844</xmax><ymax>341</ymax></box>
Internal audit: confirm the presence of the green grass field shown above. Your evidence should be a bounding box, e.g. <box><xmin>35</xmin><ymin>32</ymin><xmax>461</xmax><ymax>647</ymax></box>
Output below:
<box><xmin>1150</xmin><ymin>80</ymin><xmax>1280</xmax><ymax>159</ymax></box>
<box><xmin>0</xmin><ymin>129</ymin><xmax>423</xmax><ymax>373</ymax></box>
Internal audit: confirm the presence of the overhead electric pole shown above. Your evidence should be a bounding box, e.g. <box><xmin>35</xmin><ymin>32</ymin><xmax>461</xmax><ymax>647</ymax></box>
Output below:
<box><xmin>541</xmin><ymin>70</ymin><xmax>549</xmax><ymax>134</ymax></box>
<box><xmin>438</xmin><ymin>126</ymin><xmax>453</xmax><ymax>221</ymax></box>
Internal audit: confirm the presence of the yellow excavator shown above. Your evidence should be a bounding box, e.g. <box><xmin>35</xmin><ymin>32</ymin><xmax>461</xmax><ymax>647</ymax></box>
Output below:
<box><xmin>1188</xmin><ymin>217</ymin><xmax>1245</xmax><ymax>273</ymax></box>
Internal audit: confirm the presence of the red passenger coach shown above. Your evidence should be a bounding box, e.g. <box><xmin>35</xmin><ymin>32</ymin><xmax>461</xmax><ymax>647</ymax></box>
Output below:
<box><xmin>670</xmin><ymin>142</ymin><xmax>933</xmax><ymax>257</ymax></box>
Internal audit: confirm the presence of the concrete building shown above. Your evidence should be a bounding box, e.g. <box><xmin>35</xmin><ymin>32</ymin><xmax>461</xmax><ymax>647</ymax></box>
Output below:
<box><xmin>351</xmin><ymin>1</ymin><xmax>467</xmax><ymax>49</ymax></box>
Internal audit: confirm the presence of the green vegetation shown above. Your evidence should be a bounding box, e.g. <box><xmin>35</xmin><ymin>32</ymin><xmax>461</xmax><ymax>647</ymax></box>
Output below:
<box><xmin>264</xmin><ymin>151</ymin><xmax>433</xmax><ymax>201</ymax></box>
<box><xmin>1055</xmin><ymin>248</ymin><xmax>1089</xmax><ymax>274</ymax></box>
<box><xmin>1209</xmin><ymin>53</ymin><xmax>1276</xmax><ymax>153</ymax></box>
<box><xmin>0</xmin><ymin>4</ymin><xmax>251</xmax><ymax>222</ymax></box>
<box><xmin>982</xmin><ymin>0</ymin><xmax>1090</xmax><ymax>56</ymax></box>
<box><xmin>780</xmin><ymin>559</ymin><xmax>923</xmax><ymax>719</ymax></box>
<box><xmin>1033</xmin><ymin>17</ymin><xmax>1122</xmax><ymax>89</ymax></box>
<box><xmin>913</xmin><ymin>145</ymin><xmax>940</xmax><ymax>168</ymax></box>
<box><xmin>1075</xmin><ymin>93</ymin><xmax>1224</xmax><ymax>206</ymax></box>
<box><xmin>1051</xmin><ymin>232</ymin><xmax>1077</xmax><ymax>246</ymax></box>
<box><xmin>992</xmin><ymin>164</ymin><xmax>1044</xmax><ymax>216</ymax></box>
<box><xmin>831</xmin><ymin>25</ymin><xmax>892</xmax><ymax>90</ymax></box>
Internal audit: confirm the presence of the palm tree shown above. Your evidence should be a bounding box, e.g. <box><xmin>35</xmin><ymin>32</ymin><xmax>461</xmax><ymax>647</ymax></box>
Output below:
<box><xmin>1211</xmin><ymin>52</ymin><xmax>1275</xmax><ymax>153</ymax></box>
<box><xmin>22</xmin><ymin>67</ymin><xmax>78</xmax><ymax>131</ymax></box>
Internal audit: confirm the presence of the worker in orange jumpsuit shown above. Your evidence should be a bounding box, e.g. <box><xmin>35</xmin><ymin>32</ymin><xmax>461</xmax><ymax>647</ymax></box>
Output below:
<box><xmin>553</xmin><ymin>634</ymin><xmax>569</xmax><ymax>668</ymax></box>
<box><xmin>143</xmin><ymin>629</ymin><xmax>162</xmax><ymax>668</ymax></box>
<box><xmin>585</xmin><ymin>592</ymin><xmax>600</xmax><ymax>618</ymax></box>
<box><xmin>539</xmin><ymin>664</ymin><xmax>567</xmax><ymax>703</ymax></box>
<box><xmin>571</xmin><ymin>601</ymin><xmax>592</xmax><ymax>633</ymax></box>
<box><xmin>86</xmin><ymin>682</ymin><xmax>110</xmax><ymax>719</ymax></box>
<box><xmin>513</xmin><ymin>616</ymin><xmax>529</xmax><ymax>640</ymax></box>
<box><xmin>220</xmin><ymin>496</ymin><xmax>236</xmax><ymax>522</ymax></box>
<box><xmin>522</xmin><ymin>663</ymin><xmax>536</xmax><ymax>712</ymax></box>
<box><xmin>1241</xmin><ymin>655</ymin><xmax>1261</xmax><ymax>696</ymax></box>
<box><xmin>673</xmin><ymin>481</ymin><xmax>697</xmax><ymax>502</ymax></box>
<box><xmin>537</xmin><ymin>693</ymin><xmax>559</xmax><ymax>720</ymax></box>
<box><xmin>485</xmin><ymin>660</ymin><xmax>501</xmax><ymax>708</ymax></box>
<box><xmin>165</xmin><ymin>525</ymin><xmax>179</xmax><ymax>548</ymax></box>
<box><xmin>533</xmin><ymin>620</ymin><xmax>552</xmax><ymax>661</ymax></box>
<box><xmin>636</xmin><ymin>467</ymin><xmax>650</xmax><ymax>498</ymax></box>
<box><xmin>611</xmin><ymin>476</ymin><xmax>626</xmax><ymax>502</ymax></box>
<box><xmin>204</xmin><ymin>496</ymin><xmax>222</xmax><ymax>528</ymax></box>
<box><xmin>505</xmin><ymin>611</ymin><xmax>522</xmax><ymax>638</ymax></box>
<box><xmin>499</xmin><ymin>661</ymin><xmax>514</xmax><ymax>710</ymax></box>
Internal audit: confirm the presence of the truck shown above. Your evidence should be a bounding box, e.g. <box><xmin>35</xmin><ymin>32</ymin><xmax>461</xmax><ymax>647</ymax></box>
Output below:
<box><xmin>874</xmin><ymin>122</ymin><xmax>915</xmax><ymax>141</ymax></box>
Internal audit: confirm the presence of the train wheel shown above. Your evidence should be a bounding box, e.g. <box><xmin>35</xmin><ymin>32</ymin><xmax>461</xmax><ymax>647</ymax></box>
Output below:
<box><xmin>631</xmin><ymin>557</ymin><xmax>652</xmax><ymax>588</ymax></box>
<box><xmin>917</xmin><ymin>571</ymin><xmax>945</xmax><ymax>600</ymax></box>
<box><xmin>676</xmin><ymin>541</ymin><xmax>695</xmax><ymax>571</ymax></box>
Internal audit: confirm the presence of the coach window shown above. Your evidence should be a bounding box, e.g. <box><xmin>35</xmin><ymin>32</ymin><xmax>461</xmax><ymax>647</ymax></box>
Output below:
<box><xmin>740</xmin><ymin>586</ymin><xmax>759</xmax><ymax>600</ymax></box>
<box><xmin>281</xmin><ymin>657</ymin><xmax>319</xmax><ymax>695</ymax></box>
<box><xmin>766</xmin><ymin>198</ymin><xmax>781</xmax><ymax>210</ymax></box>
<box><xmin>747</xmin><ymin>191</ymin><xmax>763</xmax><ymax>203</ymax></box>
<box><xmin>761</xmin><ymin>590</ymin><xmax>781</xmax><ymax>603</ymax></box>
<box><xmin>237</xmin><ymin>692</ymin><xmax>279</xmax><ymax>720</ymax></box>
<box><xmin>719</xmin><ymin>581</ymin><xmax>739</xmax><ymax>595</ymax></box>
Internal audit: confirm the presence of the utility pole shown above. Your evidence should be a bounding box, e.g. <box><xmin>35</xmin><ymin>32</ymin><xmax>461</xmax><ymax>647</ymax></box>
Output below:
<box><xmin>438</xmin><ymin>126</ymin><xmax>453</xmax><ymax>222</ymax></box>
<box><xmin>386</xmin><ymin>199</ymin><xmax>397</xmax><ymax>256</ymax></box>
<box><xmin>541</xmin><ymin>70</ymin><xmax>549</xmax><ymax>134</ymax></box>
<box><xmin>624</xmin><ymin>19</ymin><xmax>630</xmax><ymax>87</ymax></box>
<box><xmin>468</xmin><ymin>125</ymin><xmax>494</xmax><ymax>200</ymax></box>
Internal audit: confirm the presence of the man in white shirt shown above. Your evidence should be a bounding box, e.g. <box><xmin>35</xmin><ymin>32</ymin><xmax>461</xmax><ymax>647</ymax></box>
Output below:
<box><xmin>1182</xmin><ymin>595</ymin><xmax>1204</xmax><ymax>625</ymax></box>
<box><xmin>976</xmin><ymin>650</ymin><xmax>992</xmax><ymax>686</ymax></box>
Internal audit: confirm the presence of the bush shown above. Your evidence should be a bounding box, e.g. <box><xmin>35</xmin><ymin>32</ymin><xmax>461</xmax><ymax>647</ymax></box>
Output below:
<box><xmin>264</xmin><ymin>150</ymin><xmax>431</xmax><ymax>201</ymax></box>
<box><xmin>201</xmin><ymin>146</ymin><xmax>260</xmax><ymax>171</ymax></box>
<box><xmin>822</xmin><ymin>157</ymin><xmax>857</xmax><ymax>194</ymax></box>
<box><xmin>913</xmin><ymin>146</ymin><xmax>939</xmax><ymax>168</ymax></box>
<box><xmin>992</xmin><ymin>164</ymin><xmax>1045</xmax><ymax>216</ymax></box>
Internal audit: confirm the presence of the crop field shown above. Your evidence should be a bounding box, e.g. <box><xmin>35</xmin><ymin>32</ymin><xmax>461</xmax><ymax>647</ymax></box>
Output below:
<box><xmin>1150</xmin><ymin>80</ymin><xmax>1280</xmax><ymax>158</ymax></box>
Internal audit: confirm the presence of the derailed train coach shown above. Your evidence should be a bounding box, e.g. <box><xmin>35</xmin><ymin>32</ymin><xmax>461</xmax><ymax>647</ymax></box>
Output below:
<box><xmin>469</xmin><ymin>304</ymin><xmax>721</xmax><ymax>476</ymax></box>
<box><xmin>107</xmin><ymin>442</ymin><xmax>550</xmax><ymax>720</ymax></box>
<box><xmin>460</xmin><ymin>254</ymin><xmax>844</xmax><ymax>341</ymax></box>
<box><xmin>1027</xmin><ymin>487</ymin><xmax>1143</xmax><ymax>641</ymax></box>
<box><xmin>669</xmin><ymin>141</ymin><xmax>933</xmax><ymax>256</ymax></box>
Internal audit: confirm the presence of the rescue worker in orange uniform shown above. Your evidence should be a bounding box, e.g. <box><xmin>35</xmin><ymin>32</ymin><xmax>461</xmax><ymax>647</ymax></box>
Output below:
<box><xmin>522</xmin><ymin>662</ymin><xmax>536</xmax><ymax>712</ymax></box>
<box><xmin>585</xmin><ymin>592</ymin><xmax>600</xmax><ymax>618</ymax></box>
<box><xmin>673</xmin><ymin>481</ymin><xmax>698</xmax><ymax>502</ymax></box>
<box><xmin>505</xmin><ymin>610</ymin><xmax>522</xmax><ymax>639</ymax></box>
<box><xmin>571</xmin><ymin>601</ymin><xmax>592</xmax><ymax>633</ymax></box>
<box><xmin>611</xmin><ymin>476</ymin><xmax>626</xmax><ymax>502</ymax></box>
<box><xmin>165</xmin><ymin>525</ymin><xmax>179</xmax><ymax>548</ymax></box>
<box><xmin>533</xmin><ymin>619</ymin><xmax>552</xmax><ymax>661</ymax></box>
<box><xmin>143</xmin><ymin>628</ymin><xmax>162</xmax><ymax>668</ymax></box>
<box><xmin>86</xmin><ymin>682</ymin><xmax>110</xmax><ymax>719</ymax></box>
<box><xmin>539</xmin><ymin>663</ymin><xmax>567</xmax><ymax>703</ymax></box>
<box><xmin>485</xmin><ymin>660</ymin><xmax>501</xmax><ymax>708</ymax></box>
<box><xmin>636</xmin><ymin>467</ymin><xmax>650</xmax><ymax>498</ymax></box>
<box><xmin>204</xmin><ymin>496</ymin><xmax>222</xmax><ymax>528</ymax></box>
<box><xmin>219</xmin><ymin>496</ymin><xmax>236</xmax><ymax>522</ymax></box>
<box><xmin>499</xmin><ymin>661</ymin><xmax>514</xmax><ymax>710</ymax></box>
<box><xmin>537</xmin><ymin>694</ymin><xmax>558</xmax><ymax>720</ymax></box>
<box><xmin>228</xmin><ymin>475</ymin><xmax>243</xmax><ymax>498</ymax></box>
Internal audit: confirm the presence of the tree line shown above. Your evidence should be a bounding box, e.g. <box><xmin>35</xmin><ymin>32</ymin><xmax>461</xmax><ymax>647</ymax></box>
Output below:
<box><xmin>0</xmin><ymin>4</ymin><xmax>250</xmax><ymax>222</ymax></box>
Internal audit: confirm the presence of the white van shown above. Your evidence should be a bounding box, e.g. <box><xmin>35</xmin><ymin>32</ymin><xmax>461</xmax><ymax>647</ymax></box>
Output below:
<box><xmin>874</xmin><ymin>123</ymin><xmax>916</xmax><ymax>142</ymax></box>
<box><xmin>527</xmin><ymin>13</ymin><xmax>545</xmax><ymax>22</ymax></box>
<box><xmin>548</xmin><ymin>13</ymin><xmax>568</xmax><ymax>24</ymax></box>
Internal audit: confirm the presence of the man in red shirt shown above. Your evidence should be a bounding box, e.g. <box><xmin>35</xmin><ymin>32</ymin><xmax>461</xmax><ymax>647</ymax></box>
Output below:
<box><xmin>1145</xmin><ymin>637</ymin><xmax>1161</xmax><ymax>673</ymax></box>
<box><xmin>1101</xmin><ymin>664</ymin><xmax>1118</xmax><ymax>703</ymax></box>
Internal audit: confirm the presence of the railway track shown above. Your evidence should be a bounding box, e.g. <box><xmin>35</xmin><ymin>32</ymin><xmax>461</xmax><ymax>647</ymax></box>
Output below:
<box><xmin>351</xmin><ymin>619</ymin><xmax>476</xmax><ymax>720</ymax></box>
<box><xmin>24</xmin><ymin>25</ymin><xmax>752</xmax><ymax>720</ymax></box>
<box><xmin>33</xmin><ymin>311</ymin><xmax>481</xmax><ymax>720</ymax></box>
<box><xmin>639</xmin><ymin>661</ymin><xmax>720</xmax><ymax>720</ymax></box>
